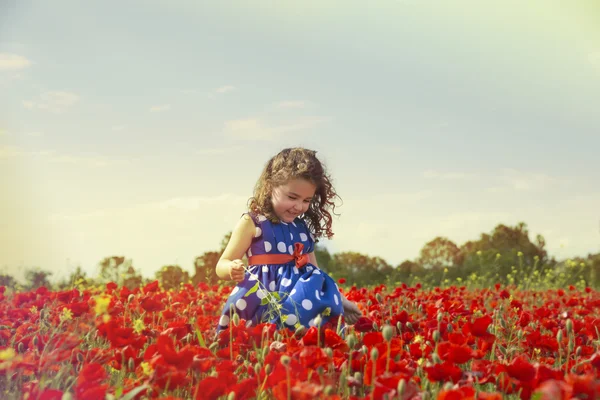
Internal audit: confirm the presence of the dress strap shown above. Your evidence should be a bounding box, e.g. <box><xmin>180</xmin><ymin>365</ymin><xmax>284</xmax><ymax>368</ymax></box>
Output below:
<box><xmin>240</xmin><ymin>212</ymin><xmax>259</xmax><ymax>226</ymax></box>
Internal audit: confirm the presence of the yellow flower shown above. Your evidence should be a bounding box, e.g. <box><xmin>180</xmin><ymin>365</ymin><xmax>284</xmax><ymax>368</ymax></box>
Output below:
<box><xmin>0</xmin><ymin>348</ymin><xmax>16</xmax><ymax>361</ymax></box>
<box><xmin>517</xmin><ymin>251</ymin><xmax>523</xmax><ymax>257</ymax></box>
<box><xmin>94</xmin><ymin>294</ymin><xmax>111</xmax><ymax>316</ymax></box>
<box><xmin>323</xmin><ymin>307</ymin><xmax>331</xmax><ymax>317</ymax></box>
<box><xmin>141</xmin><ymin>362</ymin><xmax>153</xmax><ymax>376</ymax></box>
<box><xmin>30</xmin><ymin>306</ymin><xmax>38</xmax><ymax>314</ymax></box>
<box><xmin>60</xmin><ymin>308</ymin><xmax>73</xmax><ymax>322</ymax></box>
<box><xmin>413</xmin><ymin>334</ymin><xmax>424</xmax><ymax>344</ymax></box>
<box><xmin>133</xmin><ymin>319</ymin><xmax>145</xmax><ymax>334</ymax></box>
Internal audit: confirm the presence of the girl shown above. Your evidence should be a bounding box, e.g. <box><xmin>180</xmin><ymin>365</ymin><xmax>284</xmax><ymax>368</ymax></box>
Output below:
<box><xmin>215</xmin><ymin>147</ymin><xmax>362</xmax><ymax>334</ymax></box>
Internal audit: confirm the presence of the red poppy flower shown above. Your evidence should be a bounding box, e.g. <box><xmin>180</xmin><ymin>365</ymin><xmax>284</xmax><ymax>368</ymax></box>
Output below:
<box><xmin>354</xmin><ymin>317</ymin><xmax>375</xmax><ymax>332</ymax></box>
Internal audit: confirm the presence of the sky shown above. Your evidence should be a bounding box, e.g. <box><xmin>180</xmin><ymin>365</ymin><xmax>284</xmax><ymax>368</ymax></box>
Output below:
<box><xmin>1</xmin><ymin>0</ymin><xmax>599</xmax><ymax>283</ymax></box>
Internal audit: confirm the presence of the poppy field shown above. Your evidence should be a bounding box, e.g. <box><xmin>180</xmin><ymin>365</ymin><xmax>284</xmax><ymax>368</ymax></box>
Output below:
<box><xmin>2</xmin><ymin>280</ymin><xmax>600</xmax><ymax>400</ymax></box>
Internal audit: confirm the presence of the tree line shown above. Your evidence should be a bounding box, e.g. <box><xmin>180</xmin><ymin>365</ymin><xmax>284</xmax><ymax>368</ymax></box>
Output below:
<box><xmin>1</xmin><ymin>222</ymin><xmax>599</xmax><ymax>292</ymax></box>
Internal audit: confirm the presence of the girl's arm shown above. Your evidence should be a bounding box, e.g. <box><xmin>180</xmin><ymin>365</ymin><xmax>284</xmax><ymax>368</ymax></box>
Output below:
<box><xmin>215</xmin><ymin>215</ymin><xmax>255</xmax><ymax>280</ymax></box>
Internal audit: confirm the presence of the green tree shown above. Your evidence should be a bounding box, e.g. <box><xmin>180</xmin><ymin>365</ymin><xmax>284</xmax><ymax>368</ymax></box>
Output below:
<box><xmin>0</xmin><ymin>274</ymin><xmax>18</xmax><ymax>291</ymax></box>
<box><xmin>328</xmin><ymin>251</ymin><xmax>393</xmax><ymax>286</ymax></box>
<box><xmin>24</xmin><ymin>268</ymin><xmax>53</xmax><ymax>290</ymax></box>
<box><xmin>459</xmin><ymin>222</ymin><xmax>548</xmax><ymax>284</ymax></box>
<box><xmin>418</xmin><ymin>237</ymin><xmax>462</xmax><ymax>269</ymax></box>
<box><xmin>156</xmin><ymin>265</ymin><xmax>190</xmax><ymax>291</ymax></box>
<box><xmin>314</xmin><ymin>243</ymin><xmax>332</xmax><ymax>271</ymax></box>
<box><xmin>97</xmin><ymin>256</ymin><xmax>143</xmax><ymax>289</ymax></box>
<box><xmin>192</xmin><ymin>231</ymin><xmax>232</xmax><ymax>286</ymax></box>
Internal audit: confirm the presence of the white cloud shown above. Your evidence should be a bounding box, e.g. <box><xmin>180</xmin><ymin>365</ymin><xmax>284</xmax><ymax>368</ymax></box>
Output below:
<box><xmin>195</xmin><ymin>146</ymin><xmax>242</xmax><ymax>155</ymax></box>
<box><xmin>149</xmin><ymin>104</ymin><xmax>171</xmax><ymax>112</ymax></box>
<box><xmin>0</xmin><ymin>53</ymin><xmax>31</xmax><ymax>71</ymax></box>
<box><xmin>487</xmin><ymin>169</ymin><xmax>559</xmax><ymax>192</ymax></box>
<box><xmin>48</xmin><ymin>154</ymin><xmax>131</xmax><ymax>168</ymax></box>
<box><xmin>215</xmin><ymin>85</ymin><xmax>236</xmax><ymax>94</ymax></box>
<box><xmin>49</xmin><ymin>194</ymin><xmax>248</xmax><ymax>221</ymax></box>
<box><xmin>22</xmin><ymin>91</ymin><xmax>80</xmax><ymax>113</ymax></box>
<box><xmin>0</xmin><ymin>145</ymin><xmax>21</xmax><ymax>158</ymax></box>
<box><xmin>423</xmin><ymin>170</ymin><xmax>478</xmax><ymax>180</ymax></box>
<box><xmin>588</xmin><ymin>51</ymin><xmax>600</xmax><ymax>67</ymax></box>
<box><xmin>0</xmin><ymin>144</ymin><xmax>130</xmax><ymax>167</ymax></box>
<box><xmin>224</xmin><ymin>116</ymin><xmax>330</xmax><ymax>141</ymax></box>
<box><xmin>276</xmin><ymin>100</ymin><xmax>306</xmax><ymax>109</ymax></box>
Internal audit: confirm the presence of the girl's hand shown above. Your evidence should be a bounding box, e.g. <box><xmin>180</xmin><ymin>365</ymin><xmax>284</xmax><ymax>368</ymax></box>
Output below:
<box><xmin>229</xmin><ymin>259</ymin><xmax>245</xmax><ymax>283</ymax></box>
<box><xmin>342</xmin><ymin>298</ymin><xmax>362</xmax><ymax>325</ymax></box>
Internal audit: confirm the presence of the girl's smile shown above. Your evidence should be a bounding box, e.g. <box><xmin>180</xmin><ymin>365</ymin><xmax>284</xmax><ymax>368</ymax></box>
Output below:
<box><xmin>272</xmin><ymin>178</ymin><xmax>316</xmax><ymax>223</ymax></box>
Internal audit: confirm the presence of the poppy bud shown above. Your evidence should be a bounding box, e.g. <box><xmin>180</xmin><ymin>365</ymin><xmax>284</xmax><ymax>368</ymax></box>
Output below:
<box><xmin>76</xmin><ymin>352</ymin><xmax>84</xmax><ymax>363</ymax></box>
<box><xmin>557</xmin><ymin>330</ymin><xmax>563</xmax><ymax>343</ymax></box>
<box><xmin>447</xmin><ymin>323</ymin><xmax>453</xmax><ymax>333</ymax></box>
<box><xmin>375</xmin><ymin>293</ymin><xmax>383</xmax><ymax>303</ymax></box>
<box><xmin>396</xmin><ymin>322</ymin><xmax>402</xmax><ymax>332</ymax></box>
<box><xmin>127</xmin><ymin>294</ymin><xmax>135</xmax><ymax>303</ymax></box>
<box><xmin>280</xmin><ymin>355</ymin><xmax>291</xmax><ymax>367</ymax></box>
<box><xmin>568</xmin><ymin>339</ymin><xmax>574</xmax><ymax>353</ymax></box>
<box><xmin>432</xmin><ymin>353</ymin><xmax>442</xmax><ymax>364</ymax></box>
<box><xmin>254</xmin><ymin>363</ymin><xmax>261</xmax><ymax>375</ymax></box>
<box><xmin>406</xmin><ymin>322</ymin><xmax>413</xmax><ymax>330</ymax></box>
<box><xmin>437</xmin><ymin>312</ymin><xmax>443</xmax><ymax>323</ymax></box>
<box><xmin>370</xmin><ymin>348</ymin><xmax>379</xmax><ymax>360</ymax></box>
<box><xmin>18</xmin><ymin>342</ymin><xmax>24</xmax><ymax>353</ymax></box>
<box><xmin>566</xmin><ymin>319</ymin><xmax>573</xmax><ymax>334</ymax></box>
<box><xmin>576</xmin><ymin>346</ymin><xmax>582</xmax><ymax>357</ymax></box>
<box><xmin>382</xmin><ymin>325</ymin><xmax>394</xmax><ymax>342</ymax></box>
<box><xmin>354</xmin><ymin>371</ymin><xmax>362</xmax><ymax>383</ymax></box>
<box><xmin>433</xmin><ymin>330</ymin><xmax>441</xmax><ymax>343</ymax></box>
<box><xmin>128</xmin><ymin>357</ymin><xmax>135</xmax><ymax>371</ymax></box>
<box><xmin>397</xmin><ymin>379</ymin><xmax>406</xmax><ymax>395</ymax></box>
<box><xmin>324</xmin><ymin>385</ymin><xmax>334</xmax><ymax>395</ymax></box>
<box><xmin>346</xmin><ymin>334</ymin><xmax>357</xmax><ymax>349</ymax></box>
<box><xmin>313</xmin><ymin>315</ymin><xmax>323</xmax><ymax>327</ymax></box>
<box><xmin>324</xmin><ymin>347</ymin><xmax>333</xmax><ymax>358</ymax></box>
<box><xmin>372</xmin><ymin>322</ymin><xmax>378</xmax><ymax>332</ymax></box>
<box><xmin>61</xmin><ymin>393</ymin><xmax>73</xmax><ymax>400</ymax></box>
<box><xmin>227</xmin><ymin>392</ymin><xmax>235</xmax><ymax>400</ymax></box>
<box><xmin>232</xmin><ymin>314</ymin><xmax>240</xmax><ymax>326</ymax></box>
<box><xmin>265</xmin><ymin>364</ymin><xmax>272</xmax><ymax>374</ymax></box>
<box><xmin>294</xmin><ymin>326</ymin><xmax>306</xmax><ymax>338</ymax></box>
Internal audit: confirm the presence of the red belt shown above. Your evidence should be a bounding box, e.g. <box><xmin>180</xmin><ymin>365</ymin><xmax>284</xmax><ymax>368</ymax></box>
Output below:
<box><xmin>248</xmin><ymin>242</ymin><xmax>309</xmax><ymax>268</ymax></box>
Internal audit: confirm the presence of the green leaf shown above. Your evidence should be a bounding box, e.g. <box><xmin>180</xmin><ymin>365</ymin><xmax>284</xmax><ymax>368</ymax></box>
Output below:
<box><xmin>195</xmin><ymin>327</ymin><xmax>206</xmax><ymax>348</ymax></box>
<box><xmin>260</xmin><ymin>298</ymin><xmax>270</xmax><ymax>306</ymax></box>
<box><xmin>119</xmin><ymin>384</ymin><xmax>149</xmax><ymax>400</ymax></box>
<box><xmin>245</xmin><ymin>282</ymin><xmax>260</xmax><ymax>297</ymax></box>
<box><xmin>271</xmin><ymin>292</ymin><xmax>281</xmax><ymax>300</ymax></box>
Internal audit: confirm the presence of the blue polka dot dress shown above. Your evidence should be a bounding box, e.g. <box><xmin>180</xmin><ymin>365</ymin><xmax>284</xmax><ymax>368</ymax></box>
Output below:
<box><xmin>216</xmin><ymin>212</ymin><xmax>345</xmax><ymax>333</ymax></box>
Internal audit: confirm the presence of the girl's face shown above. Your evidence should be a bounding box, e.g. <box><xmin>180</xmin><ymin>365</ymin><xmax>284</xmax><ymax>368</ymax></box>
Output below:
<box><xmin>271</xmin><ymin>178</ymin><xmax>316</xmax><ymax>223</ymax></box>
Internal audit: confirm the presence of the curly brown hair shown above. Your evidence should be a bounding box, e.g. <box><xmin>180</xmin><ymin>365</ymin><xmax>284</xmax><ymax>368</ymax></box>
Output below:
<box><xmin>248</xmin><ymin>147</ymin><xmax>341</xmax><ymax>240</ymax></box>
